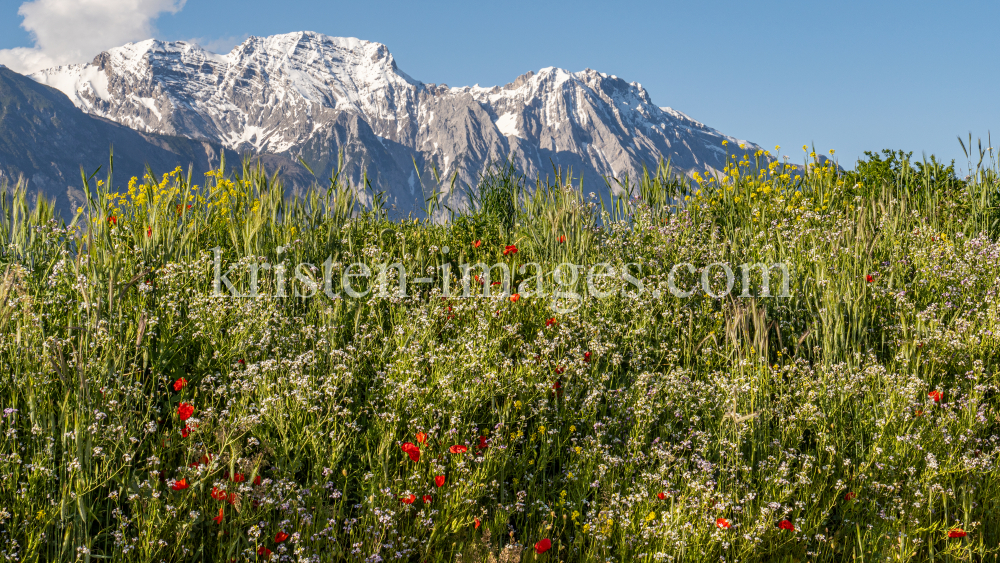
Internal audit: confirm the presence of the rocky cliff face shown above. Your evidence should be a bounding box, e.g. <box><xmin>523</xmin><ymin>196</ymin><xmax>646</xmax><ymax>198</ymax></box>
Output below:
<box><xmin>30</xmin><ymin>31</ymin><xmax>764</xmax><ymax>213</ymax></box>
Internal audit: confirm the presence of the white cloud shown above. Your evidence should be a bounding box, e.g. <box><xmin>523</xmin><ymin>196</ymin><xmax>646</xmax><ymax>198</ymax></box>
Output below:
<box><xmin>0</xmin><ymin>0</ymin><xmax>186</xmax><ymax>74</ymax></box>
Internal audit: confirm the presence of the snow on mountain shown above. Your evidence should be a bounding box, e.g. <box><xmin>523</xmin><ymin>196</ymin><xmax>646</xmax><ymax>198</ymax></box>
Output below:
<box><xmin>29</xmin><ymin>31</ymin><xmax>763</xmax><ymax>212</ymax></box>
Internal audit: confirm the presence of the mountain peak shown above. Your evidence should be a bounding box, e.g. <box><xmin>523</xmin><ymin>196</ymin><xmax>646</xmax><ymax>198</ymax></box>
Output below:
<box><xmin>24</xmin><ymin>31</ymin><xmax>763</xmax><ymax>211</ymax></box>
<box><xmin>235</xmin><ymin>31</ymin><xmax>372</xmax><ymax>57</ymax></box>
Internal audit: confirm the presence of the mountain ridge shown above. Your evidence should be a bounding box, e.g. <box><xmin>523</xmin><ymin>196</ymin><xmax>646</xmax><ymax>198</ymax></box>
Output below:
<box><xmin>26</xmin><ymin>31</ymin><xmax>765</xmax><ymax>213</ymax></box>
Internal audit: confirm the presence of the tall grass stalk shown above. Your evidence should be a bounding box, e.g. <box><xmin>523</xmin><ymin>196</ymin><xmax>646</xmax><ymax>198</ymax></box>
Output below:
<box><xmin>1</xmin><ymin>145</ymin><xmax>999</xmax><ymax>562</ymax></box>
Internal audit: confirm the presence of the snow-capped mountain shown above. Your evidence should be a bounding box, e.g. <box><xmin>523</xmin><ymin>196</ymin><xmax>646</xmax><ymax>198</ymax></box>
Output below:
<box><xmin>30</xmin><ymin>31</ymin><xmax>762</xmax><ymax>212</ymax></box>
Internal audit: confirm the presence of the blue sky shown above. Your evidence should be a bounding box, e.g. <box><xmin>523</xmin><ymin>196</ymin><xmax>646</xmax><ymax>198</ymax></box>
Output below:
<box><xmin>2</xmin><ymin>0</ymin><xmax>998</xmax><ymax>170</ymax></box>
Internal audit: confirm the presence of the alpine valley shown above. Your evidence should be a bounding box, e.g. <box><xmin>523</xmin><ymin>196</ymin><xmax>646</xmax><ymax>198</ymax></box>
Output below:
<box><xmin>7</xmin><ymin>31</ymin><xmax>764</xmax><ymax>216</ymax></box>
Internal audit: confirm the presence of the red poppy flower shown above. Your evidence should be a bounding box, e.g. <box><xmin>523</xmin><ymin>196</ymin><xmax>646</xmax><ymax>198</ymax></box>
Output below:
<box><xmin>948</xmin><ymin>528</ymin><xmax>967</xmax><ymax>538</ymax></box>
<box><xmin>211</xmin><ymin>487</ymin><xmax>227</xmax><ymax>501</ymax></box>
<box><xmin>472</xmin><ymin>240</ymin><xmax>482</xmax><ymax>248</ymax></box>
<box><xmin>778</xmin><ymin>520</ymin><xmax>795</xmax><ymax>531</ymax></box>
<box><xmin>915</xmin><ymin>409</ymin><xmax>924</xmax><ymax>417</ymax></box>
<box><xmin>237</xmin><ymin>359</ymin><xmax>245</xmax><ymax>366</ymax></box>
<box><xmin>584</xmin><ymin>351</ymin><xmax>591</xmax><ymax>363</ymax></box>
<box><xmin>449</xmin><ymin>445</ymin><xmax>468</xmax><ymax>454</ymax></box>
<box><xmin>555</xmin><ymin>366</ymin><xmax>564</xmax><ymax>375</ymax></box>
<box><xmin>253</xmin><ymin>475</ymin><xmax>262</xmax><ymax>486</ymax></box>
<box><xmin>716</xmin><ymin>517</ymin><xmax>731</xmax><ymax>529</ymax></box>
<box><xmin>509</xmin><ymin>293</ymin><xmax>520</xmax><ymax>302</ymax></box>
<box><xmin>146</xmin><ymin>227</ymin><xmax>152</xmax><ymax>238</ymax></box>
<box><xmin>434</xmin><ymin>475</ymin><xmax>446</xmax><ymax>487</ymax></box>
<box><xmin>173</xmin><ymin>377</ymin><xmax>187</xmax><ymax>391</ymax></box>
<box><xmin>232</xmin><ymin>473</ymin><xmax>245</xmax><ymax>483</ymax></box>
<box><xmin>545</xmin><ymin>318</ymin><xmax>557</xmax><ymax>327</ymax></box>
<box><xmin>845</xmin><ymin>491</ymin><xmax>856</xmax><ymax>501</ymax></box>
<box><xmin>478</xmin><ymin>436</ymin><xmax>489</xmax><ymax>450</ymax></box>
<box><xmin>212</xmin><ymin>507</ymin><xmax>224</xmax><ymax>524</ymax></box>
<box><xmin>473</xmin><ymin>274</ymin><xmax>484</xmax><ymax>285</ymax></box>
<box><xmin>503</xmin><ymin>245</ymin><xmax>518</xmax><ymax>256</ymax></box>
<box><xmin>416</xmin><ymin>432</ymin><xmax>427</xmax><ymax>444</ymax></box>
<box><xmin>657</xmin><ymin>492</ymin><xmax>666</xmax><ymax>500</ymax></box>
<box><xmin>558</xmin><ymin>235</ymin><xmax>566</xmax><ymax>243</ymax></box>
<box><xmin>929</xmin><ymin>390</ymin><xmax>942</xmax><ymax>402</ymax></box>
<box><xmin>534</xmin><ymin>538</ymin><xmax>552</xmax><ymax>554</ymax></box>
<box><xmin>552</xmin><ymin>380</ymin><xmax>562</xmax><ymax>390</ymax></box>
<box><xmin>866</xmin><ymin>274</ymin><xmax>874</xmax><ymax>283</ymax></box>
<box><xmin>474</xmin><ymin>518</ymin><xmax>481</xmax><ymax>529</ymax></box>
<box><xmin>226</xmin><ymin>492</ymin><xmax>237</xmax><ymax>505</ymax></box>
<box><xmin>400</xmin><ymin>494</ymin><xmax>416</xmax><ymax>504</ymax></box>
<box><xmin>180</xmin><ymin>426</ymin><xmax>191</xmax><ymax>438</ymax></box>
<box><xmin>401</xmin><ymin>442</ymin><xmax>420</xmax><ymax>462</ymax></box>
<box><xmin>422</xmin><ymin>495</ymin><xmax>433</xmax><ymax>504</ymax></box>
<box><xmin>177</xmin><ymin>402</ymin><xmax>194</xmax><ymax>421</ymax></box>
<box><xmin>107</xmin><ymin>215</ymin><xmax>117</xmax><ymax>225</ymax></box>
<box><xmin>274</xmin><ymin>531</ymin><xmax>289</xmax><ymax>543</ymax></box>
<box><xmin>257</xmin><ymin>546</ymin><xmax>272</xmax><ymax>558</ymax></box>
<box><xmin>171</xmin><ymin>478</ymin><xmax>189</xmax><ymax>491</ymax></box>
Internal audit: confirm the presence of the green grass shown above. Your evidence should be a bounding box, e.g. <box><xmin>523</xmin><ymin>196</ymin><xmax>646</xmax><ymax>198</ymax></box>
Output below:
<box><xmin>1</xmin><ymin>145</ymin><xmax>1000</xmax><ymax>563</ymax></box>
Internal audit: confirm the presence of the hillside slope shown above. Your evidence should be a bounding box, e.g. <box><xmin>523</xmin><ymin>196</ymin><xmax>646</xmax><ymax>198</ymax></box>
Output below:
<box><xmin>0</xmin><ymin>65</ymin><xmax>241</xmax><ymax>217</ymax></box>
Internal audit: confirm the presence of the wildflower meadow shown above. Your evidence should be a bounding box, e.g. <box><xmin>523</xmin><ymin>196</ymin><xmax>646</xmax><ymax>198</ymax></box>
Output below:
<box><xmin>1</xmin><ymin>143</ymin><xmax>1000</xmax><ymax>562</ymax></box>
